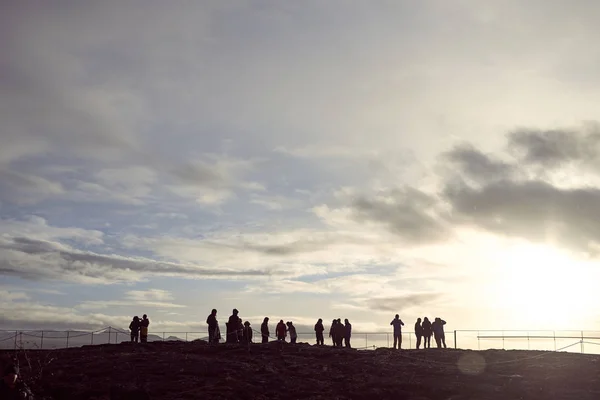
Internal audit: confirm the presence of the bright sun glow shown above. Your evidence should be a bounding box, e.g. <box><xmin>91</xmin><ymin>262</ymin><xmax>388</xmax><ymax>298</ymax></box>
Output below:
<box><xmin>491</xmin><ymin>242</ymin><xmax>596</xmax><ymax>329</ymax></box>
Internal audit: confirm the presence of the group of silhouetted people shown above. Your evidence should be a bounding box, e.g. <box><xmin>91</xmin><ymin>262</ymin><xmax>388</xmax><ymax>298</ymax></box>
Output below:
<box><xmin>325</xmin><ymin>318</ymin><xmax>352</xmax><ymax>348</ymax></box>
<box><xmin>128</xmin><ymin>314</ymin><xmax>150</xmax><ymax>343</ymax></box>
<box><xmin>414</xmin><ymin>317</ymin><xmax>447</xmax><ymax>349</ymax></box>
<box><xmin>205</xmin><ymin>308</ymin><xmax>447</xmax><ymax>350</ymax></box>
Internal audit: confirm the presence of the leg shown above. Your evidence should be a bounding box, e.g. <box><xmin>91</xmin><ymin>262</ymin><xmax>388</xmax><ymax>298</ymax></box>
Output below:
<box><xmin>131</xmin><ymin>333</ymin><xmax>134</xmax><ymax>342</ymax></box>
<box><xmin>442</xmin><ymin>335</ymin><xmax>447</xmax><ymax>348</ymax></box>
<box><xmin>416</xmin><ymin>335</ymin><xmax>421</xmax><ymax>349</ymax></box>
<box><xmin>393</xmin><ymin>335</ymin><xmax>397</xmax><ymax>349</ymax></box>
<box><xmin>398</xmin><ymin>335</ymin><xmax>402</xmax><ymax>349</ymax></box>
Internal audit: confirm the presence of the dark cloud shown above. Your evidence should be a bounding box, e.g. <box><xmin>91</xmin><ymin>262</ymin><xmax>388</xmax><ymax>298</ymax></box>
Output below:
<box><xmin>366</xmin><ymin>293</ymin><xmax>441</xmax><ymax>313</ymax></box>
<box><xmin>350</xmin><ymin>188</ymin><xmax>451</xmax><ymax>244</ymax></box>
<box><xmin>444</xmin><ymin>179</ymin><xmax>600</xmax><ymax>254</ymax></box>
<box><xmin>507</xmin><ymin>126</ymin><xmax>600</xmax><ymax>168</ymax></box>
<box><xmin>0</xmin><ymin>236</ymin><xmax>283</xmax><ymax>283</ymax></box>
<box><xmin>442</xmin><ymin>144</ymin><xmax>515</xmax><ymax>184</ymax></box>
<box><xmin>169</xmin><ymin>162</ymin><xmax>227</xmax><ymax>187</ymax></box>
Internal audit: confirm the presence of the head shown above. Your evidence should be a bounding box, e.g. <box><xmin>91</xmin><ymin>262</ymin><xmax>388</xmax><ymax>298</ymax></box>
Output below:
<box><xmin>337</xmin><ymin>318</ymin><xmax>341</xmax><ymax>323</ymax></box>
<box><xmin>263</xmin><ymin>317</ymin><xmax>269</xmax><ymax>322</ymax></box>
<box><xmin>424</xmin><ymin>317</ymin><xmax>429</xmax><ymax>322</ymax></box>
<box><xmin>435</xmin><ymin>317</ymin><xmax>439</xmax><ymax>322</ymax></box>
<box><xmin>318</xmin><ymin>318</ymin><xmax>322</xmax><ymax>323</ymax></box>
<box><xmin>395</xmin><ymin>314</ymin><xmax>399</xmax><ymax>319</ymax></box>
<box><xmin>232</xmin><ymin>308</ymin><xmax>238</xmax><ymax>315</ymax></box>
<box><xmin>133</xmin><ymin>316</ymin><xmax>139</xmax><ymax>321</ymax></box>
<box><xmin>211</xmin><ymin>309</ymin><xmax>217</xmax><ymax>315</ymax></box>
<box><xmin>332</xmin><ymin>319</ymin><xmax>336</xmax><ymax>324</ymax></box>
<box><xmin>417</xmin><ymin>318</ymin><xmax>422</xmax><ymax>323</ymax></box>
<box><xmin>3</xmin><ymin>365</ymin><xmax>18</xmax><ymax>386</ymax></box>
<box><xmin>279</xmin><ymin>319</ymin><xmax>284</xmax><ymax>324</ymax></box>
<box><xmin>344</xmin><ymin>319</ymin><xmax>349</xmax><ymax>324</ymax></box>
<box><xmin>244</xmin><ymin>321</ymin><xmax>250</xmax><ymax>326</ymax></box>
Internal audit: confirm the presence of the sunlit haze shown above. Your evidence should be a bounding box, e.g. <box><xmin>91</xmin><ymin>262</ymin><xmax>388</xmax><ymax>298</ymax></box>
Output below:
<box><xmin>2</xmin><ymin>1</ymin><xmax>600</xmax><ymax>336</ymax></box>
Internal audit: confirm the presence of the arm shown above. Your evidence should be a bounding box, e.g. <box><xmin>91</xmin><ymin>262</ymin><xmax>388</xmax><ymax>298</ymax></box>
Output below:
<box><xmin>400</xmin><ymin>320</ymin><xmax>404</xmax><ymax>326</ymax></box>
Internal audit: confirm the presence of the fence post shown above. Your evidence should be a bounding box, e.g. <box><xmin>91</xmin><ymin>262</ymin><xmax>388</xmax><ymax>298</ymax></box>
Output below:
<box><xmin>19</xmin><ymin>332</ymin><xmax>22</xmax><ymax>348</ymax></box>
<box><xmin>387</xmin><ymin>333</ymin><xmax>389</xmax><ymax>348</ymax></box>
<box><xmin>108</xmin><ymin>327</ymin><xmax>112</xmax><ymax>344</ymax></box>
<box><xmin>365</xmin><ymin>334</ymin><xmax>368</xmax><ymax>349</ymax></box>
<box><xmin>454</xmin><ymin>330</ymin><xmax>457</xmax><ymax>349</ymax></box>
<box><xmin>66</xmin><ymin>331</ymin><xmax>70</xmax><ymax>348</ymax></box>
<box><xmin>163</xmin><ymin>332</ymin><xmax>165</xmax><ymax>341</ymax></box>
<box><xmin>186</xmin><ymin>332</ymin><xmax>188</xmax><ymax>342</ymax></box>
<box><xmin>553</xmin><ymin>331</ymin><xmax>556</xmax><ymax>351</ymax></box>
<box><xmin>91</xmin><ymin>332</ymin><xmax>94</xmax><ymax>345</ymax></box>
<box><xmin>14</xmin><ymin>331</ymin><xmax>18</xmax><ymax>350</ymax></box>
<box><xmin>502</xmin><ymin>330</ymin><xmax>505</xmax><ymax>350</ymax></box>
<box><xmin>581</xmin><ymin>331</ymin><xmax>584</xmax><ymax>353</ymax></box>
<box><xmin>409</xmin><ymin>333</ymin><xmax>412</xmax><ymax>349</ymax></box>
<box><xmin>477</xmin><ymin>331</ymin><xmax>480</xmax><ymax>350</ymax></box>
<box><xmin>41</xmin><ymin>331</ymin><xmax>44</xmax><ymax>350</ymax></box>
<box><xmin>527</xmin><ymin>332</ymin><xmax>530</xmax><ymax>350</ymax></box>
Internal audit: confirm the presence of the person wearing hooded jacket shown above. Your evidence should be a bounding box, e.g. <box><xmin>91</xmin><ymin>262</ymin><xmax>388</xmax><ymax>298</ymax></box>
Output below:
<box><xmin>242</xmin><ymin>321</ymin><xmax>253</xmax><ymax>344</ymax></box>
<box><xmin>276</xmin><ymin>320</ymin><xmax>287</xmax><ymax>341</ymax></box>
<box><xmin>314</xmin><ymin>319</ymin><xmax>325</xmax><ymax>345</ymax></box>
<box><xmin>206</xmin><ymin>309</ymin><xmax>219</xmax><ymax>345</ymax></box>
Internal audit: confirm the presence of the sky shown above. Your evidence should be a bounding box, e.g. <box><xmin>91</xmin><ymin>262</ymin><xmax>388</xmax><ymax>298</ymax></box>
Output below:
<box><xmin>2</xmin><ymin>0</ymin><xmax>600</xmax><ymax>335</ymax></box>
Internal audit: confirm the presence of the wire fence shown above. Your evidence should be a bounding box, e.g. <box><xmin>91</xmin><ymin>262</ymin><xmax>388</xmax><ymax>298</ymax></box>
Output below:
<box><xmin>2</xmin><ymin>328</ymin><xmax>600</xmax><ymax>354</ymax></box>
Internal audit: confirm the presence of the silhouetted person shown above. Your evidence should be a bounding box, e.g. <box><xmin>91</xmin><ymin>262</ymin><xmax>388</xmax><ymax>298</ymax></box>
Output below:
<box><xmin>335</xmin><ymin>318</ymin><xmax>344</xmax><ymax>347</ymax></box>
<box><xmin>344</xmin><ymin>319</ymin><xmax>352</xmax><ymax>348</ymax></box>
<box><xmin>206</xmin><ymin>309</ymin><xmax>219</xmax><ymax>345</ymax></box>
<box><xmin>390</xmin><ymin>314</ymin><xmax>404</xmax><ymax>349</ymax></box>
<box><xmin>242</xmin><ymin>321</ymin><xmax>253</xmax><ymax>344</ymax></box>
<box><xmin>227</xmin><ymin>309</ymin><xmax>242</xmax><ymax>343</ymax></box>
<box><xmin>414</xmin><ymin>318</ymin><xmax>423</xmax><ymax>349</ymax></box>
<box><xmin>276</xmin><ymin>320</ymin><xmax>287</xmax><ymax>342</ymax></box>
<box><xmin>129</xmin><ymin>316</ymin><xmax>140</xmax><ymax>343</ymax></box>
<box><xmin>432</xmin><ymin>317</ymin><xmax>447</xmax><ymax>348</ymax></box>
<box><xmin>314</xmin><ymin>318</ymin><xmax>325</xmax><ymax>345</ymax></box>
<box><xmin>422</xmin><ymin>317</ymin><xmax>432</xmax><ymax>348</ymax></box>
<box><xmin>0</xmin><ymin>365</ymin><xmax>33</xmax><ymax>399</ymax></box>
<box><xmin>329</xmin><ymin>319</ymin><xmax>337</xmax><ymax>346</ymax></box>
<box><xmin>287</xmin><ymin>321</ymin><xmax>298</xmax><ymax>344</ymax></box>
<box><xmin>140</xmin><ymin>314</ymin><xmax>150</xmax><ymax>343</ymax></box>
<box><xmin>261</xmin><ymin>317</ymin><xmax>270</xmax><ymax>343</ymax></box>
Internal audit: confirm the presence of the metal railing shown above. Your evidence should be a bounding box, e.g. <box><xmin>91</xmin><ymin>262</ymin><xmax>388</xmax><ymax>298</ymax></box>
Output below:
<box><xmin>2</xmin><ymin>328</ymin><xmax>600</xmax><ymax>354</ymax></box>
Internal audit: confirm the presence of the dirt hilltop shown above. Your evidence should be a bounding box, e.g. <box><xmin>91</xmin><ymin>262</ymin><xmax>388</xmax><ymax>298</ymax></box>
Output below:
<box><xmin>2</xmin><ymin>340</ymin><xmax>600</xmax><ymax>399</ymax></box>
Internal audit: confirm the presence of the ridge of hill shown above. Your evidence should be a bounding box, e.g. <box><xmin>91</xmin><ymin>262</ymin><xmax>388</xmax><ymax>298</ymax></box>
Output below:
<box><xmin>2</xmin><ymin>340</ymin><xmax>600</xmax><ymax>399</ymax></box>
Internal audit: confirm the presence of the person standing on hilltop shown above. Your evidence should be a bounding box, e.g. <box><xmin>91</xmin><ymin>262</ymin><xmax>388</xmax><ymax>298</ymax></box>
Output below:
<box><xmin>129</xmin><ymin>316</ymin><xmax>141</xmax><ymax>343</ymax></box>
<box><xmin>242</xmin><ymin>321</ymin><xmax>253</xmax><ymax>344</ymax></box>
<box><xmin>432</xmin><ymin>317</ymin><xmax>447</xmax><ymax>349</ymax></box>
<box><xmin>261</xmin><ymin>317</ymin><xmax>270</xmax><ymax>343</ymax></box>
<box><xmin>314</xmin><ymin>318</ymin><xmax>325</xmax><ymax>345</ymax></box>
<box><xmin>140</xmin><ymin>314</ymin><xmax>150</xmax><ymax>343</ymax></box>
<box><xmin>206</xmin><ymin>309</ymin><xmax>219</xmax><ymax>345</ymax></box>
<box><xmin>336</xmin><ymin>318</ymin><xmax>345</xmax><ymax>347</ymax></box>
<box><xmin>344</xmin><ymin>319</ymin><xmax>352</xmax><ymax>349</ymax></box>
<box><xmin>226</xmin><ymin>309</ymin><xmax>242</xmax><ymax>343</ymax></box>
<box><xmin>276</xmin><ymin>320</ymin><xmax>287</xmax><ymax>342</ymax></box>
<box><xmin>421</xmin><ymin>317</ymin><xmax>432</xmax><ymax>348</ymax></box>
<box><xmin>414</xmin><ymin>318</ymin><xmax>423</xmax><ymax>349</ymax></box>
<box><xmin>286</xmin><ymin>321</ymin><xmax>298</xmax><ymax>344</ymax></box>
<box><xmin>329</xmin><ymin>319</ymin><xmax>338</xmax><ymax>346</ymax></box>
<box><xmin>390</xmin><ymin>314</ymin><xmax>404</xmax><ymax>349</ymax></box>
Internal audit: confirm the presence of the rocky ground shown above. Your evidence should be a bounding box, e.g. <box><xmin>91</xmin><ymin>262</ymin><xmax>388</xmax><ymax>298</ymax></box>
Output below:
<box><xmin>2</xmin><ymin>340</ymin><xmax>600</xmax><ymax>399</ymax></box>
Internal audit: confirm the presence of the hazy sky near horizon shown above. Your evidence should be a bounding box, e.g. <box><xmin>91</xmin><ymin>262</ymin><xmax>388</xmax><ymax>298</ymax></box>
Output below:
<box><xmin>2</xmin><ymin>0</ymin><xmax>600</xmax><ymax>334</ymax></box>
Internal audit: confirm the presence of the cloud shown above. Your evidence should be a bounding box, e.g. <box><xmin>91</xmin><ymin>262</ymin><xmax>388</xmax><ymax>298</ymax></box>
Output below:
<box><xmin>349</xmin><ymin>188</ymin><xmax>452</xmax><ymax>244</ymax></box>
<box><xmin>365</xmin><ymin>293</ymin><xmax>442</xmax><ymax>313</ymax></box>
<box><xmin>0</xmin><ymin>236</ymin><xmax>285</xmax><ymax>284</ymax></box>
<box><xmin>0</xmin><ymin>169</ymin><xmax>64</xmax><ymax>205</ymax></box>
<box><xmin>507</xmin><ymin>124</ymin><xmax>600</xmax><ymax>169</ymax></box>
<box><xmin>77</xmin><ymin>289</ymin><xmax>185</xmax><ymax>310</ymax></box>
